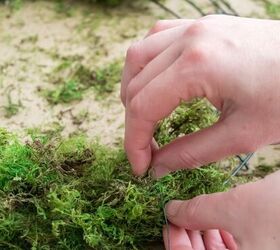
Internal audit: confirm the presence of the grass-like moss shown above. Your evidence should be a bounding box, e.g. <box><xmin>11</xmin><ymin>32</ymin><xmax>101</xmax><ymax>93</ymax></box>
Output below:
<box><xmin>43</xmin><ymin>60</ymin><xmax>122</xmax><ymax>104</ymax></box>
<box><xmin>0</xmin><ymin>100</ymin><xmax>229</xmax><ymax>249</ymax></box>
<box><xmin>155</xmin><ymin>99</ymin><xmax>218</xmax><ymax>146</ymax></box>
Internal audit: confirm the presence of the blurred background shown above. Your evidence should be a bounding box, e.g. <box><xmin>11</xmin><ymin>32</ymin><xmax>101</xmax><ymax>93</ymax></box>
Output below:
<box><xmin>0</xmin><ymin>0</ymin><xmax>280</xmax><ymax>179</ymax></box>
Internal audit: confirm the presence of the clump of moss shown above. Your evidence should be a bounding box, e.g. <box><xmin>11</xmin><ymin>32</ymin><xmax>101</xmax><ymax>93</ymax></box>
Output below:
<box><xmin>93</xmin><ymin>61</ymin><xmax>123</xmax><ymax>98</ymax></box>
<box><xmin>0</xmin><ymin>100</ymin><xmax>229</xmax><ymax>249</ymax></box>
<box><xmin>44</xmin><ymin>80</ymin><xmax>83</xmax><ymax>104</ymax></box>
<box><xmin>155</xmin><ymin>99</ymin><xmax>218</xmax><ymax>146</ymax></box>
<box><xmin>44</xmin><ymin>60</ymin><xmax>122</xmax><ymax>104</ymax></box>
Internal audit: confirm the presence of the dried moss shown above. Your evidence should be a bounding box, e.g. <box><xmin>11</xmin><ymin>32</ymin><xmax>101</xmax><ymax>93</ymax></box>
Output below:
<box><xmin>0</xmin><ymin>100</ymin><xmax>229</xmax><ymax>249</ymax></box>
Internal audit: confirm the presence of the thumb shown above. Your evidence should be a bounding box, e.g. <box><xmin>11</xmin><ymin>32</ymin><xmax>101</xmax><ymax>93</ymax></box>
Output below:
<box><xmin>165</xmin><ymin>190</ymin><xmax>239</xmax><ymax>232</ymax></box>
<box><xmin>152</xmin><ymin>117</ymin><xmax>252</xmax><ymax>178</ymax></box>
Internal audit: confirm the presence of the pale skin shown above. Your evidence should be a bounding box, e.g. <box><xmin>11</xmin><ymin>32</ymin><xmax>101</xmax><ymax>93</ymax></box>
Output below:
<box><xmin>122</xmin><ymin>15</ymin><xmax>280</xmax><ymax>249</ymax></box>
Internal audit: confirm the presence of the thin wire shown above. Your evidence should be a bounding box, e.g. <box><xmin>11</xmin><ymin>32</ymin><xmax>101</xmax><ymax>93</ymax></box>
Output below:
<box><xmin>236</xmin><ymin>155</ymin><xmax>249</xmax><ymax>170</ymax></box>
<box><xmin>219</xmin><ymin>0</ymin><xmax>239</xmax><ymax>16</ymax></box>
<box><xmin>224</xmin><ymin>153</ymin><xmax>254</xmax><ymax>185</ymax></box>
<box><xmin>208</xmin><ymin>0</ymin><xmax>228</xmax><ymax>14</ymax></box>
<box><xmin>163</xmin><ymin>205</ymin><xmax>171</xmax><ymax>250</ymax></box>
<box><xmin>184</xmin><ymin>0</ymin><xmax>206</xmax><ymax>16</ymax></box>
<box><xmin>150</xmin><ymin>0</ymin><xmax>182</xmax><ymax>19</ymax></box>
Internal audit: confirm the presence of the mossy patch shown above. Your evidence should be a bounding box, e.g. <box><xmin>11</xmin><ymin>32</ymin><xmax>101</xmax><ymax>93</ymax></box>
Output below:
<box><xmin>249</xmin><ymin>163</ymin><xmax>280</xmax><ymax>178</ymax></box>
<box><xmin>155</xmin><ymin>99</ymin><xmax>218</xmax><ymax>146</ymax></box>
<box><xmin>1</xmin><ymin>86</ymin><xmax>23</xmax><ymax>118</ymax></box>
<box><xmin>0</xmin><ymin>130</ymin><xmax>227</xmax><ymax>249</ymax></box>
<box><xmin>0</xmin><ymin>99</ymin><xmax>230</xmax><ymax>249</ymax></box>
<box><xmin>43</xmin><ymin>59</ymin><xmax>122</xmax><ymax>104</ymax></box>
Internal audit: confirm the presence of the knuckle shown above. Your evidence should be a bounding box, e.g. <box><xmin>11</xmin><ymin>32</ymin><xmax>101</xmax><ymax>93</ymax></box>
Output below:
<box><xmin>183</xmin><ymin>20</ymin><xmax>207</xmax><ymax>38</ymax></box>
<box><xmin>183</xmin><ymin>44</ymin><xmax>209</xmax><ymax>64</ymax></box>
<box><xmin>178</xmin><ymin>150</ymin><xmax>203</xmax><ymax>168</ymax></box>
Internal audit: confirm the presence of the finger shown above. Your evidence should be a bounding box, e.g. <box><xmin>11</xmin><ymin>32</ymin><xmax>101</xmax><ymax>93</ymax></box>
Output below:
<box><xmin>126</xmin><ymin>39</ymin><xmax>183</xmax><ymax>103</ymax></box>
<box><xmin>163</xmin><ymin>224</ymin><xmax>193</xmax><ymax>250</ymax></box>
<box><xmin>187</xmin><ymin>230</ymin><xmax>205</xmax><ymax>250</ymax></box>
<box><xmin>146</xmin><ymin>19</ymin><xmax>193</xmax><ymax>37</ymax></box>
<box><xmin>151</xmin><ymin>106</ymin><xmax>255</xmax><ymax>177</ymax></box>
<box><xmin>203</xmin><ymin>230</ymin><xmax>227</xmax><ymax>250</ymax></box>
<box><xmin>220</xmin><ymin>230</ymin><xmax>238</xmax><ymax>250</ymax></box>
<box><xmin>125</xmin><ymin>55</ymin><xmax>202</xmax><ymax>175</ymax></box>
<box><xmin>121</xmin><ymin>23</ymin><xmax>192</xmax><ymax>104</ymax></box>
<box><xmin>151</xmin><ymin>116</ymin><xmax>240</xmax><ymax>178</ymax></box>
<box><xmin>165</xmin><ymin>191</ymin><xmax>239</xmax><ymax>232</ymax></box>
<box><xmin>151</xmin><ymin>137</ymin><xmax>159</xmax><ymax>153</ymax></box>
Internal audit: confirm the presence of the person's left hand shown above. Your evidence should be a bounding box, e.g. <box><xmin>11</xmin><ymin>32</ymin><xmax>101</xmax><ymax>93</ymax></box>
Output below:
<box><xmin>163</xmin><ymin>224</ymin><xmax>237</xmax><ymax>250</ymax></box>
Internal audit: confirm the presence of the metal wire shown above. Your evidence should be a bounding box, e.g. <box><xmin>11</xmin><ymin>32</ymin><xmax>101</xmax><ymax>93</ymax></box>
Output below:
<box><xmin>208</xmin><ymin>0</ymin><xmax>228</xmax><ymax>14</ymax></box>
<box><xmin>224</xmin><ymin>153</ymin><xmax>254</xmax><ymax>185</ymax></box>
<box><xmin>163</xmin><ymin>205</ymin><xmax>171</xmax><ymax>250</ymax></box>
<box><xmin>184</xmin><ymin>0</ymin><xmax>206</xmax><ymax>16</ymax></box>
<box><xmin>219</xmin><ymin>0</ymin><xmax>239</xmax><ymax>16</ymax></box>
<box><xmin>150</xmin><ymin>0</ymin><xmax>182</xmax><ymax>18</ymax></box>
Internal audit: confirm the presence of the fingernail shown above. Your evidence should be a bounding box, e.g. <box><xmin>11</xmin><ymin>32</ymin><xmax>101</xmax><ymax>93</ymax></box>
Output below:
<box><xmin>166</xmin><ymin>200</ymin><xmax>184</xmax><ymax>217</ymax></box>
<box><xmin>152</xmin><ymin>166</ymin><xmax>170</xmax><ymax>178</ymax></box>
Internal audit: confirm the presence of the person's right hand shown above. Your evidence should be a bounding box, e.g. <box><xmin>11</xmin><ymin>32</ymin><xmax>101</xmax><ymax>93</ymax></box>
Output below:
<box><xmin>121</xmin><ymin>16</ymin><xmax>280</xmax><ymax>250</ymax></box>
<box><xmin>121</xmin><ymin>15</ymin><xmax>280</xmax><ymax>177</ymax></box>
<box><xmin>165</xmin><ymin>170</ymin><xmax>280</xmax><ymax>250</ymax></box>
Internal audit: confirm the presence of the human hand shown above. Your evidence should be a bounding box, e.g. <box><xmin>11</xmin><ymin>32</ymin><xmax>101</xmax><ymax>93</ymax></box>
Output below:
<box><xmin>165</xmin><ymin>170</ymin><xmax>280</xmax><ymax>250</ymax></box>
<box><xmin>121</xmin><ymin>16</ymin><xmax>280</xmax><ymax>176</ymax></box>
<box><xmin>163</xmin><ymin>224</ymin><xmax>237</xmax><ymax>250</ymax></box>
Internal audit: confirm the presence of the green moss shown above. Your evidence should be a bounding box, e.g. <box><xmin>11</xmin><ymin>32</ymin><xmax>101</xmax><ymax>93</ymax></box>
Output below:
<box><xmin>44</xmin><ymin>80</ymin><xmax>83</xmax><ymax>104</ymax></box>
<box><xmin>3</xmin><ymin>102</ymin><xmax>21</xmax><ymax>118</ymax></box>
<box><xmin>0</xmin><ymin>100</ymin><xmax>230</xmax><ymax>249</ymax></box>
<box><xmin>55</xmin><ymin>0</ymin><xmax>75</xmax><ymax>17</ymax></box>
<box><xmin>264</xmin><ymin>1</ymin><xmax>280</xmax><ymax>19</ymax></box>
<box><xmin>96</xmin><ymin>0</ymin><xmax>124</xmax><ymax>6</ymax></box>
<box><xmin>253</xmin><ymin>164</ymin><xmax>274</xmax><ymax>177</ymax></box>
<box><xmin>0</xmin><ymin>0</ymin><xmax>22</xmax><ymax>11</ymax></box>
<box><xmin>0</xmin><ymin>133</ymin><xmax>227</xmax><ymax>249</ymax></box>
<box><xmin>44</xmin><ymin>60</ymin><xmax>122</xmax><ymax>104</ymax></box>
<box><xmin>250</xmin><ymin>163</ymin><xmax>280</xmax><ymax>178</ymax></box>
<box><xmin>2</xmin><ymin>87</ymin><xmax>23</xmax><ymax>118</ymax></box>
<box><xmin>72</xmin><ymin>110</ymin><xmax>89</xmax><ymax>125</ymax></box>
<box><xmin>155</xmin><ymin>99</ymin><xmax>218</xmax><ymax>146</ymax></box>
<box><xmin>93</xmin><ymin>60</ymin><xmax>122</xmax><ymax>99</ymax></box>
